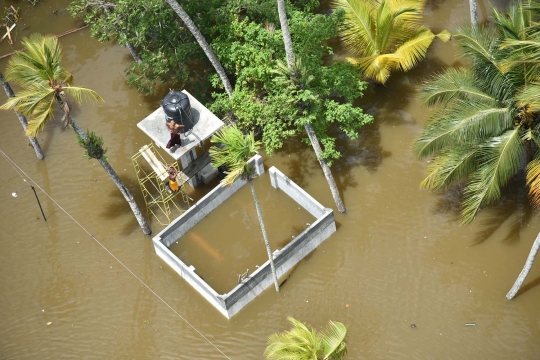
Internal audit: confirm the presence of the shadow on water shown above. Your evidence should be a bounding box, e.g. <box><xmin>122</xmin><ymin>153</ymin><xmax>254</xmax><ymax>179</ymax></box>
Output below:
<box><xmin>432</xmin><ymin>176</ymin><xmax>534</xmax><ymax>245</ymax></box>
<box><xmin>514</xmin><ymin>275</ymin><xmax>540</xmax><ymax>299</ymax></box>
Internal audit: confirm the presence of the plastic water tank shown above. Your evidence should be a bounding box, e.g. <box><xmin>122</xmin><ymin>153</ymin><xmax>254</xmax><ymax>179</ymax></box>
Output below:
<box><xmin>161</xmin><ymin>90</ymin><xmax>194</xmax><ymax>132</ymax></box>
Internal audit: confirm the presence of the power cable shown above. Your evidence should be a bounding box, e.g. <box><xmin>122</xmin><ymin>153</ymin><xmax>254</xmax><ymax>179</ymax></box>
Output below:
<box><xmin>0</xmin><ymin>149</ymin><xmax>232</xmax><ymax>360</ymax></box>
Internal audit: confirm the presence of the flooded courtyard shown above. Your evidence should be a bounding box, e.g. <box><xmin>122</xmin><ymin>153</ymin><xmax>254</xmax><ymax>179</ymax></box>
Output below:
<box><xmin>1</xmin><ymin>0</ymin><xmax>540</xmax><ymax>359</ymax></box>
<box><xmin>168</xmin><ymin>175</ymin><xmax>315</xmax><ymax>294</ymax></box>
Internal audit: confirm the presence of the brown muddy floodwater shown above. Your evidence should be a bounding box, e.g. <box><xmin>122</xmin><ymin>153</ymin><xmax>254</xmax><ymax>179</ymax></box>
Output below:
<box><xmin>169</xmin><ymin>177</ymin><xmax>315</xmax><ymax>294</ymax></box>
<box><xmin>1</xmin><ymin>0</ymin><xmax>540</xmax><ymax>359</ymax></box>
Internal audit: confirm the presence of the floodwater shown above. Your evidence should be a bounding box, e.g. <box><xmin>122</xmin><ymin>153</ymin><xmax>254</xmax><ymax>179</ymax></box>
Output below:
<box><xmin>1</xmin><ymin>0</ymin><xmax>539</xmax><ymax>359</ymax></box>
<box><xmin>169</xmin><ymin>177</ymin><xmax>315</xmax><ymax>295</ymax></box>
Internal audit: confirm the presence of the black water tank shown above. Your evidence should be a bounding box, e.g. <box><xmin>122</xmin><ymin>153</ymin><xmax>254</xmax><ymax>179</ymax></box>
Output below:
<box><xmin>162</xmin><ymin>90</ymin><xmax>194</xmax><ymax>132</ymax></box>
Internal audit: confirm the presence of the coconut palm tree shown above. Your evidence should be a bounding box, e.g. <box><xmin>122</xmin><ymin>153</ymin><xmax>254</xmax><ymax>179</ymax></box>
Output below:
<box><xmin>412</xmin><ymin>2</ymin><xmax>540</xmax><ymax>298</ymax></box>
<box><xmin>331</xmin><ymin>0</ymin><xmax>450</xmax><ymax>84</ymax></box>
<box><xmin>210</xmin><ymin>125</ymin><xmax>280</xmax><ymax>291</ymax></box>
<box><xmin>413</xmin><ymin>2</ymin><xmax>540</xmax><ymax>225</ymax></box>
<box><xmin>276</xmin><ymin>0</ymin><xmax>346</xmax><ymax>213</ymax></box>
<box><xmin>264</xmin><ymin>317</ymin><xmax>347</xmax><ymax>360</ymax></box>
<box><xmin>165</xmin><ymin>0</ymin><xmax>233</xmax><ymax>98</ymax></box>
<box><xmin>0</xmin><ymin>34</ymin><xmax>152</xmax><ymax>236</ymax></box>
<box><xmin>0</xmin><ymin>72</ymin><xmax>44</xmax><ymax>160</ymax></box>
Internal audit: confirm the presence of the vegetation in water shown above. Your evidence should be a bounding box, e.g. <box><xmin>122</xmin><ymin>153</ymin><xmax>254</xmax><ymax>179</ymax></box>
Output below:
<box><xmin>413</xmin><ymin>1</ymin><xmax>540</xmax><ymax>225</ymax></box>
<box><xmin>0</xmin><ymin>33</ymin><xmax>152</xmax><ymax>235</ymax></box>
<box><xmin>69</xmin><ymin>0</ymin><xmax>373</xmax><ymax>163</ymax></box>
<box><xmin>331</xmin><ymin>0</ymin><xmax>450</xmax><ymax>84</ymax></box>
<box><xmin>209</xmin><ymin>2</ymin><xmax>373</xmax><ymax>162</ymax></box>
<box><xmin>264</xmin><ymin>317</ymin><xmax>348</xmax><ymax>360</ymax></box>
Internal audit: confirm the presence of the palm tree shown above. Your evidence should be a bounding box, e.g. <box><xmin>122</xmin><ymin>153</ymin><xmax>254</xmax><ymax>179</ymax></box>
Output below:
<box><xmin>0</xmin><ymin>34</ymin><xmax>152</xmax><ymax>236</ymax></box>
<box><xmin>331</xmin><ymin>0</ymin><xmax>450</xmax><ymax>84</ymax></box>
<box><xmin>412</xmin><ymin>2</ymin><xmax>540</xmax><ymax>298</ymax></box>
<box><xmin>165</xmin><ymin>0</ymin><xmax>233</xmax><ymax>98</ymax></box>
<box><xmin>413</xmin><ymin>2</ymin><xmax>540</xmax><ymax>225</ymax></box>
<box><xmin>264</xmin><ymin>317</ymin><xmax>347</xmax><ymax>360</ymax></box>
<box><xmin>210</xmin><ymin>125</ymin><xmax>280</xmax><ymax>291</ymax></box>
<box><xmin>0</xmin><ymin>72</ymin><xmax>44</xmax><ymax>160</ymax></box>
<box><xmin>276</xmin><ymin>0</ymin><xmax>346</xmax><ymax>213</ymax></box>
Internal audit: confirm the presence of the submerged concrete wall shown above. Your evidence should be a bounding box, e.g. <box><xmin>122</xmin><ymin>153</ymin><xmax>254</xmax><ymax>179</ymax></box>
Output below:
<box><xmin>153</xmin><ymin>162</ymin><xmax>336</xmax><ymax>318</ymax></box>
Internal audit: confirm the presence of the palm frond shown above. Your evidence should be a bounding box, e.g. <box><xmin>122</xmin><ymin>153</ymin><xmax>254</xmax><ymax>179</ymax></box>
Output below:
<box><xmin>26</xmin><ymin>102</ymin><xmax>55</xmax><ymax>137</ymax></box>
<box><xmin>210</xmin><ymin>125</ymin><xmax>260</xmax><ymax>187</ymax></box>
<box><xmin>394</xmin><ymin>28</ymin><xmax>450</xmax><ymax>72</ymax></box>
<box><xmin>492</xmin><ymin>2</ymin><xmax>527</xmax><ymax>41</ymax></box>
<box><xmin>420</xmin><ymin>146</ymin><xmax>481</xmax><ymax>190</ymax></box>
<box><xmin>461</xmin><ymin>128</ymin><xmax>524</xmax><ymax>225</ymax></box>
<box><xmin>265</xmin><ymin>317</ymin><xmax>321</xmax><ymax>360</ymax></box>
<box><xmin>1</xmin><ymin>82</ymin><xmax>56</xmax><ymax>116</ymax></box>
<box><xmin>422</xmin><ymin>67</ymin><xmax>495</xmax><ymax>107</ymax></box>
<box><xmin>499</xmin><ymin>38</ymin><xmax>540</xmax><ymax>75</ymax></box>
<box><xmin>454</xmin><ymin>26</ymin><xmax>514</xmax><ymax>100</ymax></box>
<box><xmin>63</xmin><ymin>86</ymin><xmax>104</xmax><ymax>104</ymax></box>
<box><xmin>378</xmin><ymin>0</ymin><xmax>424</xmax><ymax>49</ymax></box>
<box><xmin>5</xmin><ymin>34</ymin><xmax>68</xmax><ymax>87</ymax></box>
<box><xmin>320</xmin><ymin>320</ymin><xmax>347</xmax><ymax>360</ymax></box>
<box><xmin>454</xmin><ymin>26</ymin><xmax>501</xmax><ymax>71</ymax></box>
<box><xmin>413</xmin><ymin>101</ymin><xmax>513</xmax><ymax>158</ymax></box>
<box><xmin>332</xmin><ymin>0</ymin><xmax>376</xmax><ymax>57</ymax></box>
<box><xmin>347</xmin><ymin>53</ymin><xmax>401</xmax><ymax>84</ymax></box>
<box><xmin>514</xmin><ymin>81</ymin><xmax>540</xmax><ymax>112</ymax></box>
<box><xmin>526</xmin><ymin>151</ymin><xmax>540</xmax><ymax>209</ymax></box>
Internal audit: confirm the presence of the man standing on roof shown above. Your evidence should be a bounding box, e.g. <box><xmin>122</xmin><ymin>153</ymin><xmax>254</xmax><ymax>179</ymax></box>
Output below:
<box><xmin>165</xmin><ymin>117</ymin><xmax>184</xmax><ymax>153</ymax></box>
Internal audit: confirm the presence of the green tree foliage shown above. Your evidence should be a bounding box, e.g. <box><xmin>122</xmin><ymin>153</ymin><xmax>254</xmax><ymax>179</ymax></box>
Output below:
<box><xmin>331</xmin><ymin>0</ymin><xmax>450</xmax><ymax>84</ymax></box>
<box><xmin>71</xmin><ymin>0</ymin><xmax>372</xmax><ymax>162</ymax></box>
<box><xmin>69</xmin><ymin>0</ymin><xmax>217</xmax><ymax>95</ymax></box>
<box><xmin>0</xmin><ymin>34</ymin><xmax>103</xmax><ymax>136</ymax></box>
<box><xmin>78</xmin><ymin>130</ymin><xmax>108</xmax><ymax>161</ymax></box>
<box><xmin>210</xmin><ymin>2</ymin><xmax>373</xmax><ymax>163</ymax></box>
<box><xmin>413</xmin><ymin>1</ymin><xmax>540</xmax><ymax>225</ymax></box>
<box><xmin>0</xmin><ymin>33</ymin><xmax>152</xmax><ymax>235</ymax></box>
<box><xmin>264</xmin><ymin>317</ymin><xmax>347</xmax><ymax>360</ymax></box>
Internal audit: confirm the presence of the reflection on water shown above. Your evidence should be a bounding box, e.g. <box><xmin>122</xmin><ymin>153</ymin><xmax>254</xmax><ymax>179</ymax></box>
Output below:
<box><xmin>2</xmin><ymin>0</ymin><xmax>540</xmax><ymax>359</ymax></box>
<box><xmin>169</xmin><ymin>176</ymin><xmax>315</xmax><ymax>294</ymax></box>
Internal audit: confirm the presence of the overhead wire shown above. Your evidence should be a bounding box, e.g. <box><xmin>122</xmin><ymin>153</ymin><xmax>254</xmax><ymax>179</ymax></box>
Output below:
<box><xmin>0</xmin><ymin>149</ymin><xmax>232</xmax><ymax>360</ymax></box>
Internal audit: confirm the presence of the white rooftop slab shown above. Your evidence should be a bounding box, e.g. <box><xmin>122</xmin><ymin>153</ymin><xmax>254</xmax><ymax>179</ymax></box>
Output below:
<box><xmin>137</xmin><ymin>90</ymin><xmax>224</xmax><ymax>160</ymax></box>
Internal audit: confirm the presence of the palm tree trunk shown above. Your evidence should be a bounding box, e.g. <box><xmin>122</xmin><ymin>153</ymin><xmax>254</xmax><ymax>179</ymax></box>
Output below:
<box><xmin>0</xmin><ymin>72</ymin><xmax>44</xmax><ymax>160</ymax></box>
<box><xmin>506</xmin><ymin>232</ymin><xmax>540</xmax><ymax>300</ymax></box>
<box><xmin>304</xmin><ymin>123</ymin><xmax>346</xmax><ymax>213</ymax></box>
<box><xmin>249</xmin><ymin>180</ymin><xmax>280</xmax><ymax>291</ymax></box>
<box><xmin>277</xmin><ymin>0</ymin><xmax>295</xmax><ymax>72</ymax></box>
<box><xmin>64</xmin><ymin>108</ymin><xmax>152</xmax><ymax>236</ymax></box>
<box><xmin>165</xmin><ymin>0</ymin><xmax>233</xmax><ymax>98</ymax></box>
<box><xmin>125</xmin><ymin>41</ymin><xmax>142</xmax><ymax>62</ymax></box>
<box><xmin>276</xmin><ymin>0</ymin><xmax>346</xmax><ymax>213</ymax></box>
<box><xmin>469</xmin><ymin>0</ymin><xmax>478</xmax><ymax>28</ymax></box>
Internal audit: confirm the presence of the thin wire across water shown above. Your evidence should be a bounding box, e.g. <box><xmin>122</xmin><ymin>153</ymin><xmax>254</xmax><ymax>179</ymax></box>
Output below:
<box><xmin>0</xmin><ymin>148</ymin><xmax>232</xmax><ymax>360</ymax></box>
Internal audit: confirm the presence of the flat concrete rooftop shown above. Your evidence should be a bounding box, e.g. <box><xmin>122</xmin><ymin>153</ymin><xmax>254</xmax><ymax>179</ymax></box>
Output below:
<box><xmin>136</xmin><ymin>90</ymin><xmax>224</xmax><ymax>161</ymax></box>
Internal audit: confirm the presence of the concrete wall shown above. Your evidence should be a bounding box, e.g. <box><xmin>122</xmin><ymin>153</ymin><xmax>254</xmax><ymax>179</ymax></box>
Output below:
<box><xmin>222</xmin><ymin>167</ymin><xmax>336</xmax><ymax>317</ymax></box>
<box><xmin>153</xmin><ymin>163</ymin><xmax>336</xmax><ymax>319</ymax></box>
<box><xmin>156</xmin><ymin>154</ymin><xmax>265</xmax><ymax>246</ymax></box>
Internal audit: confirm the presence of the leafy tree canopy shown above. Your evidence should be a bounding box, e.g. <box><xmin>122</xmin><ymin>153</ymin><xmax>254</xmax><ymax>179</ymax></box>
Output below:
<box><xmin>209</xmin><ymin>2</ymin><xmax>373</xmax><ymax>162</ymax></box>
<box><xmin>70</xmin><ymin>0</ymin><xmax>373</xmax><ymax>162</ymax></box>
